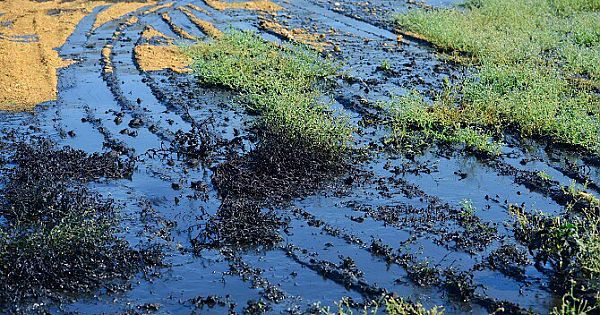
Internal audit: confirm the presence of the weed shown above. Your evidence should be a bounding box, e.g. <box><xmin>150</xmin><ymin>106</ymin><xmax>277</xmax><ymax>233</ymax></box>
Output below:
<box><xmin>321</xmin><ymin>296</ymin><xmax>444</xmax><ymax>315</ymax></box>
<box><xmin>383</xmin><ymin>92</ymin><xmax>501</xmax><ymax>156</ymax></box>
<box><xmin>539</xmin><ymin>171</ymin><xmax>553</xmax><ymax>181</ymax></box>
<box><xmin>550</xmin><ymin>286</ymin><xmax>598</xmax><ymax>315</ymax></box>
<box><xmin>184</xmin><ymin>30</ymin><xmax>353</xmax><ymax>160</ymax></box>
<box><xmin>511</xmin><ymin>205</ymin><xmax>599</xmax><ymax>301</ymax></box>
<box><xmin>378</xmin><ymin>59</ymin><xmax>392</xmax><ymax>72</ymax></box>
<box><xmin>394</xmin><ymin>0</ymin><xmax>600</xmax><ymax>154</ymax></box>
<box><xmin>460</xmin><ymin>199</ymin><xmax>476</xmax><ymax>217</ymax></box>
<box><xmin>385</xmin><ymin>297</ymin><xmax>444</xmax><ymax>315</ymax></box>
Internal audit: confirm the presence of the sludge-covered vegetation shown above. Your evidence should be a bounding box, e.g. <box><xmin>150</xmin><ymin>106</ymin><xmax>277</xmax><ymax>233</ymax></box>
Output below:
<box><xmin>183</xmin><ymin>30</ymin><xmax>353</xmax><ymax>162</ymax></box>
<box><xmin>391</xmin><ymin>0</ymin><xmax>600</xmax><ymax>309</ymax></box>
<box><xmin>391</xmin><ymin>0</ymin><xmax>600</xmax><ymax>155</ymax></box>
<box><xmin>0</xmin><ymin>139</ymin><xmax>157</xmax><ymax>309</ymax></box>
<box><xmin>511</xmin><ymin>204</ymin><xmax>599</xmax><ymax>302</ymax></box>
<box><xmin>184</xmin><ymin>31</ymin><xmax>355</xmax><ymax>251</ymax></box>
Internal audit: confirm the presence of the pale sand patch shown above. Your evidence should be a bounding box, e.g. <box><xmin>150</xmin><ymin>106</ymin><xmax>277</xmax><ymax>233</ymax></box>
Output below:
<box><xmin>92</xmin><ymin>2</ymin><xmax>153</xmax><ymax>30</ymax></box>
<box><xmin>134</xmin><ymin>44</ymin><xmax>191</xmax><ymax>73</ymax></box>
<box><xmin>259</xmin><ymin>19</ymin><xmax>329</xmax><ymax>51</ymax></box>
<box><xmin>177</xmin><ymin>6</ymin><xmax>223</xmax><ymax>39</ymax></box>
<box><xmin>141</xmin><ymin>25</ymin><xmax>172</xmax><ymax>41</ymax></box>
<box><xmin>142</xmin><ymin>2</ymin><xmax>174</xmax><ymax>15</ymax></box>
<box><xmin>0</xmin><ymin>0</ymin><xmax>148</xmax><ymax>111</ymax></box>
<box><xmin>203</xmin><ymin>0</ymin><xmax>282</xmax><ymax>12</ymax></box>
<box><xmin>160</xmin><ymin>11</ymin><xmax>196</xmax><ymax>40</ymax></box>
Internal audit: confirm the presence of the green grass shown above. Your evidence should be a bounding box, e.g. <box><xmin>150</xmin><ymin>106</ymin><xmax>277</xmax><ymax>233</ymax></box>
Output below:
<box><xmin>392</xmin><ymin>0</ymin><xmax>600</xmax><ymax>154</ymax></box>
<box><xmin>384</xmin><ymin>91</ymin><xmax>501</xmax><ymax>155</ymax></box>
<box><xmin>321</xmin><ymin>296</ymin><xmax>444</xmax><ymax>315</ymax></box>
<box><xmin>183</xmin><ymin>30</ymin><xmax>353</xmax><ymax>158</ymax></box>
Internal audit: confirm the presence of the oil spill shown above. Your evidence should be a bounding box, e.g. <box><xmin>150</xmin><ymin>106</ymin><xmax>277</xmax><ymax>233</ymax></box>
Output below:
<box><xmin>0</xmin><ymin>0</ymin><xmax>598</xmax><ymax>314</ymax></box>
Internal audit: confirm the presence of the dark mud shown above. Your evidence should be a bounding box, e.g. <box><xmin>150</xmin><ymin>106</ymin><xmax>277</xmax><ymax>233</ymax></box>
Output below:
<box><xmin>0</xmin><ymin>138</ymin><xmax>160</xmax><ymax>312</ymax></box>
<box><xmin>1</xmin><ymin>0</ymin><xmax>599</xmax><ymax>314</ymax></box>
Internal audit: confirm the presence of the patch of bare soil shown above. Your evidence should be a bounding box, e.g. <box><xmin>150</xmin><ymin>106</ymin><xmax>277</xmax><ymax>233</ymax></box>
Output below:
<box><xmin>203</xmin><ymin>0</ymin><xmax>282</xmax><ymax>11</ymax></box>
<box><xmin>0</xmin><ymin>0</ymin><xmax>151</xmax><ymax>111</ymax></box>
<box><xmin>134</xmin><ymin>44</ymin><xmax>192</xmax><ymax>73</ymax></box>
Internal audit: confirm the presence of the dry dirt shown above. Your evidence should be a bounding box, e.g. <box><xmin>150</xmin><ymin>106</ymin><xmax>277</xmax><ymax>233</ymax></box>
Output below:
<box><xmin>0</xmin><ymin>0</ymin><xmax>152</xmax><ymax>111</ymax></box>
<box><xmin>204</xmin><ymin>0</ymin><xmax>282</xmax><ymax>11</ymax></box>
<box><xmin>134</xmin><ymin>44</ymin><xmax>192</xmax><ymax>73</ymax></box>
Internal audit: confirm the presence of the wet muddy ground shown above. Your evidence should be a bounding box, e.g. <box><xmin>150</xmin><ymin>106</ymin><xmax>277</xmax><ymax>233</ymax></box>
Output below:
<box><xmin>1</xmin><ymin>0</ymin><xmax>599</xmax><ymax>314</ymax></box>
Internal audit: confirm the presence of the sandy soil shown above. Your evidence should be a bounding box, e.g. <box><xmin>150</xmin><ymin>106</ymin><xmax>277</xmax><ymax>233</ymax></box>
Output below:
<box><xmin>204</xmin><ymin>0</ymin><xmax>282</xmax><ymax>11</ymax></box>
<box><xmin>134</xmin><ymin>44</ymin><xmax>191</xmax><ymax>73</ymax></box>
<box><xmin>178</xmin><ymin>6</ymin><xmax>223</xmax><ymax>39</ymax></box>
<box><xmin>0</xmin><ymin>0</ymin><xmax>151</xmax><ymax>111</ymax></box>
<box><xmin>93</xmin><ymin>2</ymin><xmax>154</xmax><ymax>30</ymax></box>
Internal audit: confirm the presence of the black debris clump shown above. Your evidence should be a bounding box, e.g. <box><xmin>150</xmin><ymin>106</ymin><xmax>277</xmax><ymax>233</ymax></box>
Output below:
<box><xmin>0</xmin><ymin>138</ymin><xmax>153</xmax><ymax>309</ymax></box>
<box><xmin>195</xmin><ymin>199</ymin><xmax>285</xmax><ymax>249</ymax></box>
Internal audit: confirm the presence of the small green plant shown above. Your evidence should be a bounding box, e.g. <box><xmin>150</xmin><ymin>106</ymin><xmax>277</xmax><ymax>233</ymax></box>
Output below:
<box><xmin>538</xmin><ymin>171</ymin><xmax>553</xmax><ymax>181</ymax></box>
<box><xmin>183</xmin><ymin>30</ymin><xmax>353</xmax><ymax>159</ymax></box>
<box><xmin>550</xmin><ymin>286</ymin><xmax>598</xmax><ymax>315</ymax></box>
<box><xmin>460</xmin><ymin>199</ymin><xmax>476</xmax><ymax>217</ymax></box>
<box><xmin>511</xmin><ymin>205</ymin><xmax>599</xmax><ymax>302</ymax></box>
<box><xmin>385</xmin><ymin>297</ymin><xmax>444</xmax><ymax>315</ymax></box>
<box><xmin>321</xmin><ymin>296</ymin><xmax>443</xmax><ymax>315</ymax></box>
<box><xmin>379</xmin><ymin>59</ymin><xmax>392</xmax><ymax>71</ymax></box>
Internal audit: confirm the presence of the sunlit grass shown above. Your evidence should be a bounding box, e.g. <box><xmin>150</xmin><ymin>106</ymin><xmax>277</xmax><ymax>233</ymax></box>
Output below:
<box><xmin>321</xmin><ymin>296</ymin><xmax>444</xmax><ymax>315</ymax></box>
<box><xmin>392</xmin><ymin>0</ymin><xmax>600</xmax><ymax>154</ymax></box>
<box><xmin>183</xmin><ymin>30</ymin><xmax>353</xmax><ymax>158</ymax></box>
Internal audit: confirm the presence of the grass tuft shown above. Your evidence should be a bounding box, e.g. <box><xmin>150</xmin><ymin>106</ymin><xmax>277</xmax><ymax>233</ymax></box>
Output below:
<box><xmin>511</xmin><ymin>204</ymin><xmax>599</xmax><ymax>302</ymax></box>
<box><xmin>183</xmin><ymin>30</ymin><xmax>353</xmax><ymax>160</ymax></box>
<box><xmin>321</xmin><ymin>296</ymin><xmax>444</xmax><ymax>315</ymax></box>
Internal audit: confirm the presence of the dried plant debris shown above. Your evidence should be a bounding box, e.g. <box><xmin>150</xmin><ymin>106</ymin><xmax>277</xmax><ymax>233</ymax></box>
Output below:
<box><xmin>484</xmin><ymin>244</ymin><xmax>530</xmax><ymax>280</ymax></box>
<box><xmin>213</xmin><ymin>133</ymin><xmax>348</xmax><ymax>204</ymax></box>
<box><xmin>8</xmin><ymin>138</ymin><xmax>134</xmax><ymax>181</ymax></box>
<box><xmin>0</xmin><ymin>138</ymin><xmax>156</xmax><ymax>309</ymax></box>
<box><xmin>194</xmin><ymin>199</ymin><xmax>286</xmax><ymax>249</ymax></box>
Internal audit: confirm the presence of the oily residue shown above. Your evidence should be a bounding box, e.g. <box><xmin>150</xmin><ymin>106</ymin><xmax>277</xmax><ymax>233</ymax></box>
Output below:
<box><xmin>134</xmin><ymin>44</ymin><xmax>191</xmax><ymax>73</ymax></box>
<box><xmin>203</xmin><ymin>0</ymin><xmax>282</xmax><ymax>11</ymax></box>
<box><xmin>0</xmin><ymin>0</ymin><xmax>108</xmax><ymax>111</ymax></box>
<box><xmin>92</xmin><ymin>2</ymin><xmax>153</xmax><ymax>30</ymax></box>
<box><xmin>160</xmin><ymin>11</ymin><xmax>196</xmax><ymax>40</ymax></box>
<box><xmin>259</xmin><ymin>19</ymin><xmax>328</xmax><ymax>50</ymax></box>
<box><xmin>178</xmin><ymin>6</ymin><xmax>223</xmax><ymax>39</ymax></box>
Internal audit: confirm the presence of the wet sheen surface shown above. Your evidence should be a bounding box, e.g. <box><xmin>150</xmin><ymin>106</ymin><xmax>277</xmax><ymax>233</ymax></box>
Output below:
<box><xmin>1</xmin><ymin>0</ymin><xmax>598</xmax><ymax>314</ymax></box>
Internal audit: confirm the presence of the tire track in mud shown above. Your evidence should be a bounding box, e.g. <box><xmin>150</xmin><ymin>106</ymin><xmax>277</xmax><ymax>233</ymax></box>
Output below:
<box><xmin>185</xmin><ymin>1</ymin><xmax>592</xmax><ymax>314</ymax></box>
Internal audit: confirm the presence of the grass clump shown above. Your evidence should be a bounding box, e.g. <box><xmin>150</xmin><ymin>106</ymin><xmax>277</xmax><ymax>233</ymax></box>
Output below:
<box><xmin>393</xmin><ymin>0</ymin><xmax>600</xmax><ymax>154</ymax></box>
<box><xmin>184</xmin><ymin>30</ymin><xmax>353</xmax><ymax>160</ymax></box>
<box><xmin>551</xmin><ymin>287</ymin><xmax>598</xmax><ymax>315</ymax></box>
<box><xmin>384</xmin><ymin>91</ymin><xmax>501</xmax><ymax>155</ymax></box>
<box><xmin>321</xmin><ymin>296</ymin><xmax>444</xmax><ymax>315</ymax></box>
